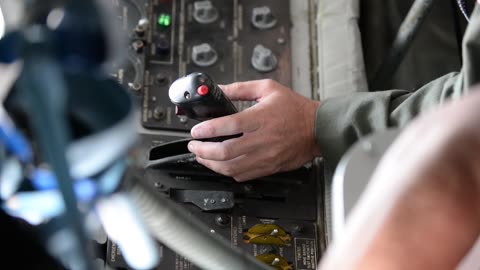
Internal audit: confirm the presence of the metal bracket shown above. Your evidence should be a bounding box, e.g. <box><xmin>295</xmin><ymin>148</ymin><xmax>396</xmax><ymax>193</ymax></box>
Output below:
<box><xmin>172</xmin><ymin>190</ymin><xmax>234</xmax><ymax>211</ymax></box>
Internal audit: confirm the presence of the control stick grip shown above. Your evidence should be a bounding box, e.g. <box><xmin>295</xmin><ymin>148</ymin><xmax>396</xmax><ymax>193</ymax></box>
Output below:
<box><xmin>169</xmin><ymin>72</ymin><xmax>241</xmax><ymax>141</ymax></box>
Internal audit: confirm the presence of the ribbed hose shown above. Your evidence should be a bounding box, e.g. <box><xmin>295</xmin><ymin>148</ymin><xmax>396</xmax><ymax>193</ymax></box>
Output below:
<box><xmin>17</xmin><ymin>51</ymin><xmax>94</xmax><ymax>270</ymax></box>
<box><xmin>370</xmin><ymin>0</ymin><xmax>436</xmax><ymax>90</ymax></box>
<box><xmin>127</xmin><ymin>178</ymin><xmax>271</xmax><ymax>270</ymax></box>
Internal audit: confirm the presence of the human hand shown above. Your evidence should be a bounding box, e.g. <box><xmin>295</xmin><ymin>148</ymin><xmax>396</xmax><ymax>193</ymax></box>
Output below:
<box><xmin>187</xmin><ymin>79</ymin><xmax>321</xmax><ymax>181</ymax></box>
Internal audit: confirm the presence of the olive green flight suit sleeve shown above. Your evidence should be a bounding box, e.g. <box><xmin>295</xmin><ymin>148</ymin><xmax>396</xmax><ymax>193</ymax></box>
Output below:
<box><xmin>315</xmin><ymin>5</ymin><xmax>480</xmax><ymax>169</ymax></box>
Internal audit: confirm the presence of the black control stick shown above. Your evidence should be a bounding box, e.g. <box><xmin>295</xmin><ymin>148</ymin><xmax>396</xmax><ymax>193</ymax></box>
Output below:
<box><xmin>169</xmin><ymin>72</ymin><xmax>241</xmax><ymax>141</ymax></box>
<box><xmin>169</xmin><ymin>72</ymin><xmax>237</xmax><ymax>120</ymax></box>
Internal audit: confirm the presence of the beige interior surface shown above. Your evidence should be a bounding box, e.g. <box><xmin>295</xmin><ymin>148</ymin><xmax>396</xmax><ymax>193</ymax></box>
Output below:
<box><xmin>316</xmin><ymin>0</ymin><xmax>368</xmax><ymax>99</ymax></box>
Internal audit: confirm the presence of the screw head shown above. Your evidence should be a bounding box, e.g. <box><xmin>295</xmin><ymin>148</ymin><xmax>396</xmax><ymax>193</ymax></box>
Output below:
<box><xmin>215</xmin><ymin>214</ymin><xmax>230</xmax><ymax>226</ymax></box>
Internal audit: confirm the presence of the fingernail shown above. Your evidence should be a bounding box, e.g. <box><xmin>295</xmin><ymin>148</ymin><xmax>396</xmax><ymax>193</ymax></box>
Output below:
<box><xmin>187</xmin><ymin>142</ymin><xmax>196</xmax><ymax>152</ymax></box>
<box><xmin>191</xmin><ymin>124</ymin><xmax>204</xmax><ymax>138</ymax></box>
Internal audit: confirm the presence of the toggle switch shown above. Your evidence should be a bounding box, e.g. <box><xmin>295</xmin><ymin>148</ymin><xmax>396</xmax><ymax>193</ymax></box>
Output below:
<box><xmin>132</xmin><ymin>40</ymin><xmax>145</xmax><ymax>53</ymax></box>
<box><xmin>153</xmin><ymin>106</ymin><xmax>166</xmax><ymax>120</ymax></box>
<box><xmin>135</xmin><ymin>18</ymin><xmax>149</xmax><ymax>36</ymax></box>
<box><xmin>156</xmin><ymin>35</ymin><xmax>171</xmax><ymax>55</ymax></box>
<box><xmin>251</xmin><ymin>6</ymin><xmax>277</xmax><ymax>30</ymax></box>
<box><xmin>243</xmin><ymin>224</ymin><xmax>291</xmax><ymax>246</ymax></box>
<box><xmin>191</xmin><ymin>43</ymin><xmax>218</xmax><ymax>67</ymax></box>
<box><xmin>251</xmin><ymin>44</ymin><xmax>277</xmax><ymax>72</ymax></box>
<box><xmin>255</xmin><ymin>254</ymin><xmax>293</xmax><ymax>270</ymax></box>
<box><xmin>193</xmin><ymin>0</ymin><xmax>219</xmax><ymax>24</ymax></box>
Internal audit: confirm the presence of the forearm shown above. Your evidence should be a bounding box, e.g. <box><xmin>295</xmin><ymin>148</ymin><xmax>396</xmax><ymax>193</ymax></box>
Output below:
<box><xmin>316</xmin><ymin>5</ymin><xmax>480</xmax><ymax>169</ymax></box>
<box><xmin>315</xmin><ymin>72</ymin><xmax>461</xmax><ymax>168</ymax></box>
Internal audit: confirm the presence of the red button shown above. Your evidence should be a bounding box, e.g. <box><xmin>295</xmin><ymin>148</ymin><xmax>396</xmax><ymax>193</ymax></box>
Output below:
<box><xmin>197</xmin><ymin>85</ymin><xmax>209</xmax><ymax>96</ymax></box>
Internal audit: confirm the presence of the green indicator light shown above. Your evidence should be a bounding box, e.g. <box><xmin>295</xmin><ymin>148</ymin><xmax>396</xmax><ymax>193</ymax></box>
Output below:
<box><xmin>158</xmin><ymin>14</ymin><xmax>171</xmax><ymax>27</ymax></box>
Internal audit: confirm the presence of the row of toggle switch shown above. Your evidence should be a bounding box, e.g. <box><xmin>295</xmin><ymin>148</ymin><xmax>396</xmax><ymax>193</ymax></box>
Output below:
<box><xmin>193</xmin><ymin>0</ymin><xmax>277</xmax><ymax>30</ymax></box>
<box><xmin>192</xmin><ymin>43</ymin><xmax>278</xmax><ymax>72</ymax></box>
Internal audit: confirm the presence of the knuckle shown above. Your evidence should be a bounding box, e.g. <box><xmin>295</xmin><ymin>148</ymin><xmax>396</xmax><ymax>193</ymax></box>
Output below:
<box><xmin>193</xmin><ymin>147</ymin><xmax>204</xmax><ymax>157</ymax></box>
<box><xmin>228</xmin><ymin>82</ymin><xmax>242</xmax><ymax>92</ymax></box>
<box><xmin>230</xmin><ymin>117</ymin><xmax>242</xmax><ymax>130</ymax></box>
<box><xmin>262</xmin><ymin>79</ymin><xmax>276</xmax><ymax>88</ymax></box>
<box><xmin>265</xmin><ymin>149</ymin><xmax>279</xmax><ymax>161</ymax></box>
<box><xmin>218</xmin><ymin>146</ymin><xmax>233</xmax><ymax>160</ymax></box>
<box><xmin>230</xmin><ymin>114</ymin><xmax>249</xmax><ymax>132</ymax></box>
<box><xmin>221</xmin><ymin>164</ymin><xmax>236</xmax><ymax>177</ymax></box>
<box><xmin>195</xmin><ymin>156</ymin><xmax>208</xmax><ymax>167</ymax></box>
